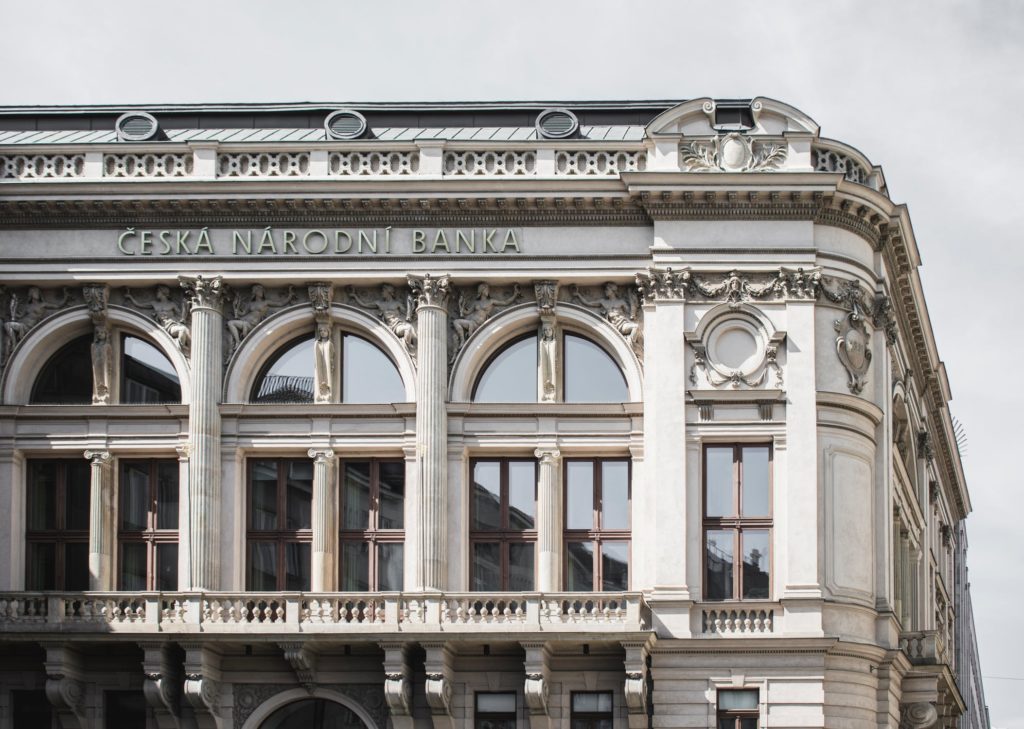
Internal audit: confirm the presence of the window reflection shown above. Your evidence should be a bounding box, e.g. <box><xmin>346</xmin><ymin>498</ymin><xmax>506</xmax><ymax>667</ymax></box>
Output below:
<box><xmin>253</xmin><ymin>337</ymin><xmax>315</xmax><ymax>403</ymax></box>
<box><xmin>564</xmin><ymin>334</ymin><xmax>627</xmax><ymax>402</ymax></box>
<box><xmin>31</xmin><ymin>335</ymin><xmax>92</xmax><ymax>404</ymax></box>
<box><xmin>473</xmin><ymin>336</ymin><xmax>536</xmax><ymax>402</ymax></box>
<box><xmin>122</xmin><ymin>336</ymin><xmax>180</xmax><ymax>403</ymax></box>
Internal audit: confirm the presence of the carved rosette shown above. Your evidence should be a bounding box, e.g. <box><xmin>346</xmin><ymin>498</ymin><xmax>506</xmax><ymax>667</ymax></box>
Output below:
<box><xmin>680</xmin><ymin>133</ymin><xmax>788</xmax><ymax>172</ymax></box>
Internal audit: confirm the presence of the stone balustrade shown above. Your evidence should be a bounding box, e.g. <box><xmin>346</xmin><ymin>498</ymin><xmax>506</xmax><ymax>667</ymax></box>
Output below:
<box><xmin>0</xmin><ymin>591</ymin><xmax>649</xmax><ymax>634</ymax></box>
<box><xmin>701</xmin><ymin>604</ymin><xmax>776</xmax><ymax>635</ymax></box>
<box><xmin>900</xmin><ymin>630</ymin><xmax>950</xmax><ymax>666</ymax></box>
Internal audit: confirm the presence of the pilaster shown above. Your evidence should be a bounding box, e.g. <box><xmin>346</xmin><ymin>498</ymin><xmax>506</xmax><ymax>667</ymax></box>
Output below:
<box><xmin>308</xmin><ymin>447</ymin><xmax>337</xmax><ymax>592</ymax></box>
<box><xmin>180</xmin><ymin>274</ymin><xmax>225</xmax><ymax>591</ymax></box>
<box><xmin>84</xmin><ymin>449</ymin><xmax>114</xmax><ymax>591</ymax></box>
<box><xmin>534</xmin><ymin>447</ymin><xmax>562</xmax><ymax>592</ymax></box>
<box><xmin>176</xmin><ymin>444</ymin><xmax>191</xmax><ymax>592</ymax></box>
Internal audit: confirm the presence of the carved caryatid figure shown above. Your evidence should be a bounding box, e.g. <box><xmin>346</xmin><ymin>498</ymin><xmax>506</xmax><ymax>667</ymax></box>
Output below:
<box><xmin>452</xmin><ymin>282</ymin><xmax>521</xmax><ymax>350</ymax></box>
<box><xmin>226</xmin><ymin>284</ymin><xmax>295</xmax><ymax>351</ymax></box>
<box><xmin>123</xmin><ymin>285</ymin><xmax>191</xmax><ymax>355</ymax></box>
<box><xmin>91</xmin><ymin>326</ymin><xmax>113</xmax><ymax>404</ymax></box>
<box><xmin>4</xmin><ymin>286</ymin><xmax>70</xmax><ymax>351</ymax></box>
<box><xmin>314</xmin><ymin>321</ymin><xmax>334</xmax><ymax>404</ymax></box>
<box><xmin>347</xmin><ymin>284</ymin><xmax>417</xmax><ymax>351</ymax></box>
<box><xmin>571</xmin><ymin>282</ymin><xmax>640</xmax><ymax>346</ymax></box>
<box><xmin>539</xmin><ymin>320</ymin><xmax>557</xmax><ymax>402</ymax></box>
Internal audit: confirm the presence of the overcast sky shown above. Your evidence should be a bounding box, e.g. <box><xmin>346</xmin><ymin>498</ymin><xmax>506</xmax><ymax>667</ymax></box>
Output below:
<box><xmin>3</xmin><ymin>0</ymin><xmax>1021</xmax><ymax>725</ymax></box>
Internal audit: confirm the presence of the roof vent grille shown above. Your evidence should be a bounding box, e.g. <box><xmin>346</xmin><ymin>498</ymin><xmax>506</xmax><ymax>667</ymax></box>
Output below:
<box><xmin>325</xmin><ymin>109</ymin><xmax>368</xmax><ymax>140</ymax></box>
<box><xmin>536</xmin><ymin>108</ymin><xmax>579</xmax><ymax>139</ymax></box>
<box><xmin>115</xmin><ymin>112</ymin><xmax>159</xmax><ymax>142</ymax></box>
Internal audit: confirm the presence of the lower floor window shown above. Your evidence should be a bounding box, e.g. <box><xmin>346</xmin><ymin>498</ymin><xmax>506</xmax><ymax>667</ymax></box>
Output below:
<box><xmin>105</xmin><ymin>691</ymin><xmax>147</xmax><ymax>729</ymax></box>
<box><xmin>571</xmin><ymin>692</ymin><xmax>613</xmax><ymax>729</ymax></box>
<box><xmin>25</xmin><ymin>459</ymin><xmax>90</xmax><ymax>591</ymax></box>
<box><xmin>247</xmin><ymin>459</ymin><xmax>313</xmax><ymax>591</ymax></box>
<box><xmin>12</xmin><ymin>690</ymin><xmax>55</xmax><ymax>729</ymax></box>
<box><xmin>716</xmin><ymin>689</ymin><xmax>759</xmax><ymax>729</ymax></box>
<box><xmin>119</xmin><ymin>459</ymin><xmax>179</xmax><ymax>591</ymax></box>
<box><xmin>475</xmin><ymin>693</ymin><xmax>516</xmax><ymax>729</ymax></box>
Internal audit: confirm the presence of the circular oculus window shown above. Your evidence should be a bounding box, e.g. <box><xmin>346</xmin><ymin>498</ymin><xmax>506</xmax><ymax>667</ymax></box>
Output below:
<box><xmin>115</xmin><ymin>111</ymin><xmax>159</xmax><ymax>142</ymax></box>
<box><xmin>536</xmin><ymin>108</ymin><xmax>579</xmax><ymax>139</ymax></box>
<box><xmin>706</xmin><ymin>320</ymin><xmax>764</xmax><ymax>373</ymax></box>
<box><xmin>324</xmin><ymin>109</ymin><xmax>368</xmax><ymax>140</ymax></box>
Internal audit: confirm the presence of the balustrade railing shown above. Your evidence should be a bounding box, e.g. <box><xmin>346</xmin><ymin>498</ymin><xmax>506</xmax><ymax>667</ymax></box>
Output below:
<box><xmin>701</xmin><ymin>605</ymin><xmax>775</xmax><ymax>635</ymax></box>
<box><xmin>900</xmin><ymin>630</ymin><xmax>950</xmax><ymax>665</ymax></box>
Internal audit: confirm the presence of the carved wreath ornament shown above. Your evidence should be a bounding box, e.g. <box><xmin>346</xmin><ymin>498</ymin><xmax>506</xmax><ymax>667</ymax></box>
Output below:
<box><xmin>680</xmin><ymin>133</ymin><xmax>788</xmax><ymax>172</ymax></box>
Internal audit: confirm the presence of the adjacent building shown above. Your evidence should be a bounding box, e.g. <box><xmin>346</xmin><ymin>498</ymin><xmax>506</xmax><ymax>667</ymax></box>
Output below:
<box><xmin>0</xmin><ymin>97</ymin><xmax>988</xmax><ymax>728</ymax></box>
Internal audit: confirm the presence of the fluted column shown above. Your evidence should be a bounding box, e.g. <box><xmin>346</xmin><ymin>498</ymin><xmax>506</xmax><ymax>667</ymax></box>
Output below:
<box><xmin>409</xmin><ymin>273</ymin><xmax>450</xmax><ymax>591</ymax></box>
<box><xmin>535</xmin><ymin>447</ymin><xmax>562</xmax><ymax>592</ymax></box>
<box><xmin>180</xmin><ymin>275</ymin><xmax>225</xmax><ymax>591</ymax></box>
<box><xmin>309</xmin><ymin>448</ymin><xmax>337</xmax><ymax>591</ymax></box>
<box><xmin>85</xmin><ymin>449</ymin><xmax>114</xmax><ymax>591</ymax></box>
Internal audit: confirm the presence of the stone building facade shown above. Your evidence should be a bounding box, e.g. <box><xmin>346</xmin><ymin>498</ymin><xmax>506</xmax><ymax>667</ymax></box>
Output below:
<box><xmin>0</xmin><ymin>98</ymin><xmax>987</xmax><ymax>728</ymax></box>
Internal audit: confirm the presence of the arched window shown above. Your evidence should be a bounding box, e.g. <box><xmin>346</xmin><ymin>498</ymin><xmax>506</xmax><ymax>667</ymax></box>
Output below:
<box><xmin>251</xmin><ymin>331</ymin><xmax>405</xmax><ymax>404</ymax></box>
<box><xmin>472</xmin><ymin>331</ymin><xmax>627</xmax><ymax>403</ymax></box>
<box><xmin>122</xmin><ymin>335</ymin><xmax>181</xmax><ymax>404</ymax></box>
<box><xmin>31</xmin><ymin>334</ymin><xmax>92</xmax><ymax>404</ymax></box>
<box><xmin>259</xmin><ymin>699</ymin><xmax>369</xmax><ymax>729</ymax></box>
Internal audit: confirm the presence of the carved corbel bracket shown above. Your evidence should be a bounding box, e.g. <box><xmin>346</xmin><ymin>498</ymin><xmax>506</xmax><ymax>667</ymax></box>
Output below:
<box><xmin>181</xmin><ymin>643</ymin><xmax>223</xmax><ymax>729</ymax></box>
<box><xmin>900</xmin><ymin>702</ymin><xmax>938</xmax><ymax>729</ymax></box>
<box><xmin>279</xmin><ymin>642</ymin><xmax>318</xmax><ymax>693</ymax></box>
<box><xmin>521</xmin><ymin>641</ymin><xmax>554</xmax><ymax>728</ymax></box>
<box><xmin>184</xmin><ymin>673</ymin><xmax>222</xmax><ymax>721</ymax></box>
<box><xmin>533</xmin><ymin>280</ymin><xmax>560</xmax><ymax>315</ymax></box>
<box><xmin>380</xmin><ymin>642</ymin><xmax>413</xmax><ymax>727</ymax></box>
<box><xmin>43</xmin><ymin>646</ymin><xmax>87</xmax><ymax>729</ymax></box>
<box><xmin>422</xmin><ymin>642</ymin><xmax>455</xmax><ymax>729</ymax></box>
<box><xmin>621</xmin><ymin>639</ymin><xmax>652</xmax><ymax>717</ymax></box>
<box><xmin>140</xmin><ymin>642</ymin><xmax>182</xmax><ymax>725</ymax></box>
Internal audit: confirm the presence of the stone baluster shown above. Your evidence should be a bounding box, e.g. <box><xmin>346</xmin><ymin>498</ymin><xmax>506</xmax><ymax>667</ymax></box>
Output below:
<box><xmin>179</xmin><ymin>275</ymin><xmax>225</xmax><ymax>591</ymax></box>
<box><xmin>85</xmin><ymin>449</ymin><xmax>114</xmax><ymax>591</ymax></box>
<box><xmin>408</xmin><ymin>274</ymin><xmax>450</xmax><ymax>591</ymax></box>
<box><xmin>309</xmin><ymin>448</ymin><xmax>337</xmax><ymax>592</ymax></box>
<box><xmin>535</xmin><ymin>447</ymin><xmax>562</xmax><ymax>592</ymax></box>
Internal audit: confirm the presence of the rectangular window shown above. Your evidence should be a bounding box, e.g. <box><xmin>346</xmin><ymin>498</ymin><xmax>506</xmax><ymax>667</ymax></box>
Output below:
<box><xmin>565</xmin><ymin>459</ymin><xmax>630</xmax><ymax>591</ymax></box>
<box><xmin>475</xmin><ymin>692</ymin><xmax>516</xmax><ymax>729</ymax></box>
<box><xmin>12</xmin><ymin>690</ymin><xmax>55</xmax><ymax>729</ymax></box>
<box><xmin>703</xmin><ymin>444</ymin><xmax>772</xmax><ymax>600</ymax></box>
<box><xmin>119</xmin><ymin>459</ymin><xmax>179</xmax><ymax>590</ymax></box>
<box><xmin>716</xmin><ymin>689</ymin><xmax>759</xmax><ymax>729</ymax></box>
<box><xmin>470</xmin><ymin>458</ymin><xmax>537</xmax><ymax>591</ymax></box>
<box><xmin>105</xmin><ymin>691</ymin><xmax>147</xmax><ymax>729</ymax></box>
<box><xmin>25</xmin><ymin>460</ymin><xmax>90</xmax><ymax>591</ymax></box>
<box><xmin>571</xmin><ymin>692</ymin><xmax>613</xmax><ymax>729</ymax></box>
<box><xmin>247</xmin><ymin>459</ymin><xmax>313</xmax><ymax>591</ymax></box>
<box><xmin>339</xmin><ymin>459</ymin><xmax>405</xmax><ymax>591</ymax></box>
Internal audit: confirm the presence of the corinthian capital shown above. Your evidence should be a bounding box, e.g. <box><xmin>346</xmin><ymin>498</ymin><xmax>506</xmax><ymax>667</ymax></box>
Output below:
<box><xmin>408</xmin><ymin>273</ymin><xmax>451</xmax><ymax>309</ymax></box>
<box><xmin>179</xmin><ymin>274</ymin><xmax>225</xmax><ymax>311</ymax></box>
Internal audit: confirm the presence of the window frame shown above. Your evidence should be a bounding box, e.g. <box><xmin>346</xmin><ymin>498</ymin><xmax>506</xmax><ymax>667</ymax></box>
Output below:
<box><xmin>569</xmin><ymin>691</ymin><xmax>614</xmax><ymax>729</ymax></box>
<box><xmin>250</xmin><ymin>332</ymin><xmax>315</xmax><ymax>404</ymax></box>
<box><xmin>120</xmin><ymin>333</ymin><xmax>182</xmax><ymax>404</ymax></box>
<box><xmin>338</xmin><ymin>457</ymin><xmax>406</xmax><ymax>591</ymax></box>
<box><xmin>117</xmin><ymin>459</ymin><xmax>179</xmax><ymax>591</ymax></box>
<box><xmin>25</xmin><ymin>459</ymin><xmax>90</xmax><ymax>591</ymax></box>
<box><xmin>715</xmin><ymin>688</ymin><xmax>760</xmax><ymax>729</ymax></box>
<box><xmin>701</xmin><ymin>443</ymin><xmax>773</xmax><ymax>601</ymax></box>
<box><xmin>561</xmin><ymin>331</ymin><xmax>628</xmax><ymax>404</ymax></box>
<box><xmin>245</xmin><ymin>458</ymin><xmax>314</xmax><ymax>591</ymax></box>
<box><xmin>469</xmin><ymin>457</ymin><xmax>538</xmax><ymax>591</ymax></box>
<box><xmin>471</xmin><ymin>332</ymin><xmax>537</xmax><ymax>403</ymax></box>
<box><xmin>563</xmin><ymin>457</ymin><xmax>632</xmax><ymax>591</ymax></box>
<box><xmin>474</xmin><ymin>692</ymin><xmax>517</xmax><ymax>729</ymax></box>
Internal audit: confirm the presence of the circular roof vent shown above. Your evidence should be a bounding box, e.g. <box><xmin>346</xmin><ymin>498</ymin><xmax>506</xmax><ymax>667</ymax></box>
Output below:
<box><xmin>536</xmin><ymin>108</ymin><xmax>578</xmax><ymax>139</ymax></box>
<box><xmin>325</xmin><ymin>109</ymin><xmax>368</xmax><ymax>140</ymax></box>
<box><xmin>115</xmin><ymin>111</ymin><xmax>159</xmax><ymax>142</ymax></box>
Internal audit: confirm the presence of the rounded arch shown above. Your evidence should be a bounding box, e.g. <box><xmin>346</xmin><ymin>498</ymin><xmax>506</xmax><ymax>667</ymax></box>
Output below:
<box><xmin>646</xmin><ymin>96</ymin><xmax>819</xmax><ymax>137</ymax></box>
<box><xmin>224</xmin><ymin>303</ymin><xmax>416</xmax><ymax>403</ymax></box>
<box><xmin>1</xmin><ymin>305</ymin><xmax>192</xmax><ymax>405</ymax></box>
<box><xmin>240</xmin><ymin>688</ymin><xmax>380</xmax><ymax>729</ymax></box>
<box><xmin>449</xmin><ymin>302</ymin><xmax>642</xmax><ymax>402</ymax></box>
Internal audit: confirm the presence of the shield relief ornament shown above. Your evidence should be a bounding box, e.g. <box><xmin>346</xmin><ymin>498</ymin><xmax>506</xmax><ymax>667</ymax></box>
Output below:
<box><xmin>834</xmin><ymin>307</ymin><xmax>872</xmax><ymax>394</ymax></box>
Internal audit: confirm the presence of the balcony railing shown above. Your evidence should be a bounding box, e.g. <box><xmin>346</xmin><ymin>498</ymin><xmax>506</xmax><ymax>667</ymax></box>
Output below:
<box><xmin>0</xmin><ymin>592</ymin><xmax>649</xmax><ymax>635</ymax></box>
<box><xmin>900</xmin><ymin>630</ymin><xmax>950</xmax><ymax>666</ymax></box>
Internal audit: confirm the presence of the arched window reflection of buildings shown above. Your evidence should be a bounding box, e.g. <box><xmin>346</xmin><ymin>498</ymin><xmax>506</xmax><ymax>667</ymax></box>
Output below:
<box><xmin>259</xmin><ymin>699</ymin><xmax>369</xmax><ymax>729</ymax></box>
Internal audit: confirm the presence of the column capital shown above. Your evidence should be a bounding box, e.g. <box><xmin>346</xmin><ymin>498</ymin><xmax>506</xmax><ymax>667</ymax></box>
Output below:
<box><xmin>307</xmin><ymin>448</ymin><xmax>336</xmax><ymax>463</ymax></box>
<box><xmin>534</xmin><ymin>447</ymin><xmax>561</xmax><ymax>464</ymax></box>
<box><xmin>179</xmin><ymin>274</ymin><xmax>225</xmax><ymax>312</ymax></box>
<box><xmin>176</xmin><ymin>444</ymin><xmax>192</xmax><ymax>461</ymax></box>
<box><xmin>408</xmin><ymin>273</ymin><xmax>451</xmax><ymax>309</ymax></box>
<box><xmin>84</xmin><ymin>449</ymin><xmax>112</xmax><ymax>465</ymax></box>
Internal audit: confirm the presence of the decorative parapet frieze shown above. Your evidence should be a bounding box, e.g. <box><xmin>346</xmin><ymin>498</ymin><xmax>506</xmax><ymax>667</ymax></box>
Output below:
<box><xmin>444</xmin><ymin>150</ymin><xmax>536</xmax><ymax>176</ymax></box>
<box><xmin>104</xmin><ymin>153</ymin><xmax>193</xmax><ymax>178</ymax></box>
<box><xmin>217</xmin><ymin>151</ymin><xmax>310</xmax><ymax>177</ymax></box>
<box><xmin>813</xmin><ymin>144</ymin><xmax>873</xmax><ymax>187</ymax></box>
<box><xmin>347</xmin><ymin>283</ymin><xmax>418</xmax><ymax>359</ymax></box>
<box><xmin>555</xmin><ymin>150</ymin><xmax>646</xmax><ymax>175</ymax></box>
<box><xmin>329</xmin><ymin>150</ymin><xmax>418</xmax><ymax>176</ymax></box>
<box><xmin>123</xmin><ymin>285</ymin><xmax>192</xmax><ymax>356</ymax></box>
<box><xmin>636</xmin><ymin>266</ymin><xmax>821</xmax><ymax>305</ymax></box>
<box><xmin>1</xmin><ymin>153</ymin><xmax>85</xmax><ymax>179</ymax></box>
<box><xmin>680</xmin><ymin>133</ymin><xmax>788</xmax><ymax>172</ymax></box>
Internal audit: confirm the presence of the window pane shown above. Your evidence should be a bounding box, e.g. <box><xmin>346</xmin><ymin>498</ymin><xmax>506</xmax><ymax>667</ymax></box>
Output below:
<box><xmin>285</xmin><ymin>542</ymin><xmax>310</xmax><ymax>591</ymax></box>
<box><xmin>250</xmin><ymin>461</ymin><xmax>278</xmax><ymax>530</ymax></box>
<box><xmin>122</xmin><ymin>336</ymin><xmax>181</xmax><ymax>404</ymax></box>
<box><xmin>564</xmin><ymin>334</ymin><xmax>628</xmax><ymax>403</ymax></box>
<box><xmin>343</xmin><ymin>462</ymin><xmax>371</xmax><ymax>530</ymax></box>
<box><xmin>341</xmin><ymin>542</ymin><xmax>370</xmax><ymax>591</ymax></box>
<box><xmin>742</xmin><ymin>530</ymin><xmax>770</xmax><ymax>600</ymax></box>
<box><xmin>472</xmin><ymin>543</ymin><xmax>500</xmax><ymax>591</ymax></box>
<box><xmin>285</xmin><ymin>460</ymin><xmax>312</xmax><ymax>530</ymax></box>
<box><xmin>12</xmin><ymin>691</ymin><xmax>53</xmax><ymax>728</ymax></box>
<box><xmin>156</xmin><ymin>461</ymin><xmax>179</xmax><ymax>530</ymax></box>
<box><xmin>572</xmin><ymin>692</ymin><xmax>612</xmax><ymax>713</ymax></box>
<box><xmin>509</xmin><ymin>542</ymin><xmax>535</xmax><ymax>591</ymax></box>
<box><xmin>473</xmin><ymin>461</ymin><xmax>501</xmax><ymax>531</ymax></box>
<box><xmin>31</xmin><ymin>334</ymin><xmax>92</xmax><ymax>404</ymax></box>
<box><xmin>105</xmin><ymin>691</ymin><xmax>147</xmax><ymax>729</ymax></box>
<box><xmin>739</xmin><ymin>719</ymin><xmax>758</xmax><ymax>729</ymax></box>
<box><xmin>477</xmin><ymin>693</ymin><xmax>516</xmax><ymax>713</ymax></box>
<box><xmin>601</xmin><ymin>542</ymin><xmax>629</xmax><ymax>591</ymax></box>
<box><xmin>253</xmin><ymin>337</ymin><xmax>314</xmax><ymax>403</ymax></box>
<box><xmin>378</xmin><ymin>462</ymin><xmax>405</xmax><ymax>529</ymax></box>
<box><xmin>27</xmin><ymin>462</ymin><xmax>57</xmax><ymax>530</ymax></box>
<box><xmin>741</xmin><ymin>446</ymin><xmax>770</xmax><ymax>517</ymax></box>
<box><xmin>378</xmin><ymin>543</ymin><xmax>404</xmax><ymax>591</ymax></box>
<box><xmin>719</xmin><ymin>690</ymin><xmax>759</xmax><ymax>710</ymax></box>
<box><xmin>508</xmin><ymin>461</ymin><xmax>536</xmax><ymax>530</ymax></box>
<box><xmin>474</xmin><ymin>336</ymin><xmax>537</xmax><ymax>403</ymax></box>
<box><xmin>566</xmin><ymin>461</ymin><xmax>594</xmax><ymax>530</ymax></box>
<box><xmin>705</xmin><ymin>447</ymin><xmax>734</xmax><ymax>517</ymax></box>
<box><xmin>705</xmin><ymin>530</ymin><xmax>734</xmax><ymax>600</ymax></box>
<box><xmin>157</xmin><ymin>543</ymin><xmax>178</xmax><ymax>591</ymax></box>
<box><xmin>601</xmin><ymin>461</ymin><xmax>629</xmax><ymax>530</ymax></box>
<box><xmin>26</xmin><ymin>542</ymin><xmax>55</xmax><ymax>590</ymax></box>
<box><xmin>120</xmin><ymin>463</ymin><xmax>149</xmax><ymax>531</ymax></box>
<box><xmin>248</xmin><ymin>542</ymin><xmax>277</xmax><ymax>591</ymax></box>
<box><xmin>566</xmin><ymin>541</ymin><xmax>595</xmax><ymax>591</ymax></box>
<box><xmin>64</xmin><ymin>542</ymin><xmax>88</xmax><ymax>591</ymax></box>
<box><xmin>121</xmin><ymin>542</ymin><xmax>147</xmax><ymax>591</ymax></box>
<box><xmin>65</xmin><ymin>460</ymin><xmax>91</xmax><ymax>531</ymax></box>
<box><xmin>343</xmin><ymin>334</ymin><xmax>405</xmax><ymax>403</ymax></box>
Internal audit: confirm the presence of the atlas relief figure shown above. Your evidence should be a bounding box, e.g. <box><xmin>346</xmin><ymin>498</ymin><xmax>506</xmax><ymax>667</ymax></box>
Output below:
<box><xmin>123</xmin><ymin>285</ymin><xmax>191</xmax><ymax>355</ymax></box>
<box><xmin>227</xmin><ymin>284</ymin><xmax>296</xmax><ymax>351</ymax></box>
<box><xmin>4</xmin><ymin>286</ymin><xmax>71</xmax><ymax>354</ymax></box>
<box><xmin>347</xmin><ymin>284</ymin><xmax>417</xmax><ymax>351</ymax></box>
<box><xmin>571</xmin><ymin>282</ymin><xmax>640</xmax><ymax>346</ymax></box>
<box><xmin>452</xmin><ymin>282</ymin><xmax>521</xmax><ymax>350</ymax></box>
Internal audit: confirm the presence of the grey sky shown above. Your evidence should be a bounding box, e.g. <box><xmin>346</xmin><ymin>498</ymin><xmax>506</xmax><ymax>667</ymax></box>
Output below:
<box><xmin>3</xmin><ymin>0</ymin><xmax>1021</xmax><ymax>725</ymax></box>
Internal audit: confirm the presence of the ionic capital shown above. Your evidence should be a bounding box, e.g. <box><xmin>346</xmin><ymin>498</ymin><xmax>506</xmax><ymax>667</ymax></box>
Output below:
<box><xmin>534</xmin><ymin>448</ymin><xmax>561</xmax><ymax>465</ymax></box>
<box><xmin>176</xmin><ymin>444</ymin><xmax>192</xmax><ymax>461</ymax></box>
<box><xmin>84</xmin><ymin>449</ymin><xmax>112</xmax><ymax>466</ymax></box>
<box><xmin>307</xmin><ymin>448</ymin><xmax>336</xmax><ymax>463</ymax></box>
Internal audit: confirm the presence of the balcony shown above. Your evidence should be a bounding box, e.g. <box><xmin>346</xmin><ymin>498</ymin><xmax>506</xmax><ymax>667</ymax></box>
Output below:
<box><xmin>900</xmin><ymin>630</ymin><xmax>950</xmax><ymax>666</ymax></box>
<box><xmin>0</xmin><ymin>591</ymin><xmax>649</xmax><ymax>636</ymax></box>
